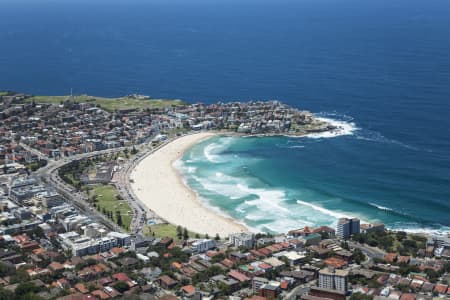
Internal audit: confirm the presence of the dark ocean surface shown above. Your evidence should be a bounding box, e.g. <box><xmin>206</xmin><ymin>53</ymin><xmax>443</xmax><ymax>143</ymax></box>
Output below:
<box><xmin>1</xmin><ymin>0</ymin><xmax>449</xmax><ymax>232</ymax></box>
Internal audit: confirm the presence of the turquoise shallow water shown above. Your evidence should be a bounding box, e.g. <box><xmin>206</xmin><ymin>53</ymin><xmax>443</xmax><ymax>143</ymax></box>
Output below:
<box><xmin>177</xmin><ymin>115</ymin><xmax>450</xmax><ymax>234</ymax></box>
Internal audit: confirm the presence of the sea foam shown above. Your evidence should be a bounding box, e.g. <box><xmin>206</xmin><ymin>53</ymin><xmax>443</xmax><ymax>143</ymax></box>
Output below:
<box><xmin>306</xmin><ymin>116</ymin><xmax>359</xmax><ymax>139</ymax></box>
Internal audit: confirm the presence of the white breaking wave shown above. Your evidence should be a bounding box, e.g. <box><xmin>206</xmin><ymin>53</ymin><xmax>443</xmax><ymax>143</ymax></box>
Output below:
<box><xmin>296</xmin><ymin>199</ymin><xmax>368</xmax><ymax>224</ymax></box>
<box><xmin>369</xmin><ymin>202</ymin><xmax>394</xmax><ymax>212</ymax></box>
<box><xmin>194</xmin><ymin>176</ymin><xmax>250</xmax><ymax>200</ymax></box>
<box><xmin>173</xmin><ymin>159</ymin><xmax>197</xmax><ymax>174</ymax></box>
<box><xmin>289</xmin><ymin>145</ymin><xmax>305</xmax><ymax>149</ymax></box>
<box><xmin>203</xmin><ymin>143</ymin><xmax>222</xmax><ymax>163</ymax></box>
<box><xmin>236</xmin><ymin>183</ymin><xmax>288</xmax><ymax>211</ymax></box>
<box><xmin>297</xmin><ymin>199</ymin><xmax>352</xmax><ymax>219</ymax></box>
<box><xmin>306</xmin><ymin>116</ymin><xmax>359</xmax><ymax>139</ymax></box>
<box><xmin>388</xmin><ymin>223</ymin><xmax>450</xmax><ymax>235</ymax></box>
<box><xmin>203</xmin><ymin>136</ymin><xmax>236</xmax><ymax>163</ymax></box>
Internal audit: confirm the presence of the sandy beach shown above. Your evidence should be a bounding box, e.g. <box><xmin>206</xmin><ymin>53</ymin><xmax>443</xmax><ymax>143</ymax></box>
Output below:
<box><xmin>130</xmin><ymin>132</ymin><xmax>248</xmax><ymax>237</ymax></box>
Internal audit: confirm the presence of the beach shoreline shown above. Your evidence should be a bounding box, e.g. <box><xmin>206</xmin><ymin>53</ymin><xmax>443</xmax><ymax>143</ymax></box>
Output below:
<box><xmin>130</xmin><ymin>132</ymin><xmax>249</xmax><ymax>237</ymax></box>
<box><xmin>130</xmin><ymin>131</ymin><xmax>449</xmax><ymax>238</ymax></box>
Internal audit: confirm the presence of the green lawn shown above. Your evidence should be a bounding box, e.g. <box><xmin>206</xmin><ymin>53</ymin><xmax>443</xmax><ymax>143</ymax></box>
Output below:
<box><xmin>27</xmin><ymin>94</ymin><xmax>187</xmax><ymax>112</ymax></box>
<box><xmin>91</xmin><ymin>184</ymin><xmax>133</xmax><ymax>231</ymax></box>
<box><xmin>0</xmin><ymin>91</ymin><xmax>9</xmax><ymax>96</ymax></box>
<box><xmin>143</xmin><ymin>223</ymin><xmax>205</xmax><ymax>241</ymax></box>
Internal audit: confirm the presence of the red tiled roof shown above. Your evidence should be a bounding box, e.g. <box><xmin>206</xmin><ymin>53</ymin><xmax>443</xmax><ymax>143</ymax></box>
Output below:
<box><xmin>434</xmin><ymin>283</ymin><xmax>448</xmax><ymax>294</ymax></box>
<box><xmin>75</xmin><ymin>283</ymin><xmax>89</xmax><ymax>294</ymax></box>
<box><xmin>259</xmin><ymin>248</ymin><xmax>271</xmax><ymax>256</ymax></box>
<box><xmin>159</xmin><ymin>275</ymin><xmax>178</xmax><ymax>286</ymax></box>
<box><xmin>49</xmin><ymin>261</ymin><xmax>65</xmax><ymax>271</ymax></box>
<box><xmin>323</xmin><ymin>257</ymin><xmax>348</xmax><ymax>269</ymax></box>
<box><xmin>172</xmin><ymin>262</ymin><xmax>182</xmax><ymax>269</ymax></box>
<box><xmin>250</xmin><ymin>250</ymin><xmax>265</xmax><ymax>257</ymax></box>
<box><xmin>228</xmin><ymin>270</ymin><xmax>250</xmax><ymax>282</ymax></box>
<box><xmin>280</xmin><ymin>242</ymin><xmax>290</xmax><ymax>248</ymax></box>
<box><xmin>91</xmin><ymin>290</ymin><xmax>110</xmax><ymax>299</ymax></box>
<box><xmin>258</xmin><ymin>263</ymin><xmax>272</xmax><ymax>270</ymax></box>
<box><xmin>112</xmin><ymin>272</ymin><xmax>130</xmax><ymax>282</ymax></box>
<box><xmin>110</xmin><ymin>247</ymin><xmax>124</xmax><ymax>255</ymax></box>
<box><xmin>221</xmin><ymin>259</ymin><xmax>234</xmax><ymax>268</ymax></box>
<box><xmin>98</xmin><ymin>277</ymin><xmax>113</xmax><ymax>286</ymax></box>
<box><xmin>384</xmin><ymin>253</ymin><xmax>398</xmax><ymax>262</ymax></box>
<box><xmin>181</xmin><ymin>285</ymin><xmax>195</xmax><ymax>295</ymax></box>
<box><xmin>399</xmin><ymin>293</ymin><xmax>416</xmax><ymax>300</ymax></box>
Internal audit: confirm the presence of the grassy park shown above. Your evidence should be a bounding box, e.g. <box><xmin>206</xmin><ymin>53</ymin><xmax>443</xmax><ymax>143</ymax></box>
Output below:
<box><xmin>90</xmin><ymin>184</ymin><xmax>133</xmax><ymax>231</ymax></box>
<box><xmin>27</xmin><ymin>94</ymin><xmax>187</xmax><ymax>112</ymax></box>
<box><xmin>143</xmin><ymin>223</ymin><xmax>211</xmax><ymax>241</ymax></box>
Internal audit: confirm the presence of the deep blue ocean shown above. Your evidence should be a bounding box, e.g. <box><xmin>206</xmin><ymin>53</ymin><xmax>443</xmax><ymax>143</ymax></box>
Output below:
<box><xmin>1</xmin><ymin>0</ymin><xmax>449</xmax><ymax>233</ymax></box>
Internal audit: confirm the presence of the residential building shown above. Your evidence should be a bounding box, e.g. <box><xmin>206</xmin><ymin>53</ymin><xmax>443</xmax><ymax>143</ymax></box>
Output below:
<box><xmin>191</xmin><ymin>239</ymin><xmax>215</xmax><ymax>253</ymax></box>
<box><xmin>318</xmin><ymin>268</ymin><xmax>349</xmax><ymax>293</ymax></box>
<box><xmin>229</xmin><ymin>232</ymin><xmax>255</xmax><ymax>249</ymax></box>
<box><xmin>336</xmin><ymin>218</ymin><xmax>360</xmax><ymax>239</ymax></box>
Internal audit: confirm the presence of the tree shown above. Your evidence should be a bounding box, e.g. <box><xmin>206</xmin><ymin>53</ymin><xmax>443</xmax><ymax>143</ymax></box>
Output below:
<box><xmin>176</xmin><ymin>226</ymin><xmax>183</xmax><ymax>240</ymax></box>
<box><xmin>0</xmin><ymin>262</ymin><xmax>14</xmax><ymax>277</ymax></box>
<box><xmin>183</xmin><ymin>227</ymin><xmax>189</xmax><ymax>240</ymax></box>
<box><xmin>350</xmin><ymin>293</ymin><xmax>373</xmax><ymax>300</ymax></box>
<box><xmin>0</xmin><ymin>288</ymin><xmax>14</xmax><ymax>300</ymax></box>
<box><xmin>353</xmin><ymin>248</ymin><xmax>366</xmax><ymax>264</ymax></box>
<box><xmin>113</xmin><ymin>281</ymin><xmax>130</xmax><ymax>293</ymax></box>
<box><xmin>9</xmin><ymin>268</ymin><xmax>29</xmax><ymax>284</ymax></box>
<box><xmin>116</xmin><ymin>211</ymin><xmax>123</xmax><ymax>227</ymax></box>
<box><xmin>15</xmin><ymin>282</ymin><xmax>42</xmax><ymax>298</ymax></box>
<box><xmin>205</xmin><ymin>233</ymin><xmax>209</xmax><ymax>239</ymax></box>
<box><xmin>215</xmin><ymin>233</ymin><xmax>220</xmax><ymax>241</ymax></box>
<box><xmin>131</xmin><ymin>146</ymin><xmax>138</xmax><ymax>155</ymax></box>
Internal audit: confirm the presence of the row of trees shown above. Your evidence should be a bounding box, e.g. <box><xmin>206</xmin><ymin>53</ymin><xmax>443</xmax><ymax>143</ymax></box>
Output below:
<box><xmin>175</xmin><ymin>225</ymin><xmax>221</xmax><ymax>241</ymax></box>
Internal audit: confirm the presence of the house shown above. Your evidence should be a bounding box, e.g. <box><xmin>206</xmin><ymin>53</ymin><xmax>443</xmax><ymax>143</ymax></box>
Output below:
<box><xmin>181</xmin><ymin>285</ymin><xmax>196</xmax><ymax>298</ymax></box>
<box><xmin>228</xmin><ymin>270</ymin><xmax>251</xmax><ymax>282</ymax></box>
<box><xmin>258</xmin><ymin>282</ymin><xmax>281</xmax><ymax>299</ymax></box>
<box><xmin>433</xmin><ymin>283</ymin><xmax>448</xmax><ymax>295</ymax></box>
<box><xmin>263</xmin><ymin>257</ymin><xmax>285</xmax><ymax>269</ymax></box>
<box><xmin>384</xmin><ymin>253</ymin><xmax>398</xmax><ymax>263</ymax></box>
<box><xmin>210</xmin><ymin>274</ymin><xmax>239</xmax><ymax>292</ymax></box>
<box><xmin>74</xmin><ymin>283</ymin><xmax>89</xmax><ymax>294</ymax></box>
<box><xmin>49</xmin><ymin>261</ymin><xmax>65</xmax><ymax>272</ymax></box>
<box><xmin>157</xmin><ymin>275</ymin><xmax>178</xmax><ymax>289</ymax></box>
<box><xmin>112</xmin><ymin>272</ymin><xmax>131</xmax><ymax>282</ymax></box>
<box><xmin>399</xmin><ymin>294</ymin><xmax>416</xmax><ymax>300</ymax></box>
<box><xmin>91</xmin><ymin>290</ymin><xmax>110</xmax><ymax>299</ymax></box>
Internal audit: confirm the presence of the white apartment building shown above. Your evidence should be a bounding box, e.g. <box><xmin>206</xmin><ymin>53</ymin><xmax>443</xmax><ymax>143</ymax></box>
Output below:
<box><xmin>191</xmin><ymin>239</ymin><xmax>216</xmax><ymax>253</ymax></box>
<box><xmin>229</xmin><ymin>232</ymin><xmax>255</xmax><ymax>248</ymax></box>
<box><xmin>318</xmin><ymin>268</ymin><xmax>349</xmax><ymax>293</ymax></box>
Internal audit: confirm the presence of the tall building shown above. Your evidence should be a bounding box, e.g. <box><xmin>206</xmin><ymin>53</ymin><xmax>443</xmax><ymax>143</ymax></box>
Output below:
<box><xmin>229</xmin><ymin>232</ymin><xmax>255</xmax><ymax>248</ymax></box>
<box><xmin>191</xmin><ymin>239</ymin><xmax>216</xmax><ymax>253</ymax></box>
<box><xmin>336</xmin><ymin>217</ymin><xmax>360</xmax><ymax>239</ymax></box>
<box><xmin>351</xmin><ymin>218</ymin><xmax>360</xmax><ymax>235</ymax></box>
<box><xmin>318</xmin><ymin>268</ymin><xmax>349</xmax><ymax>293</ymax></box>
